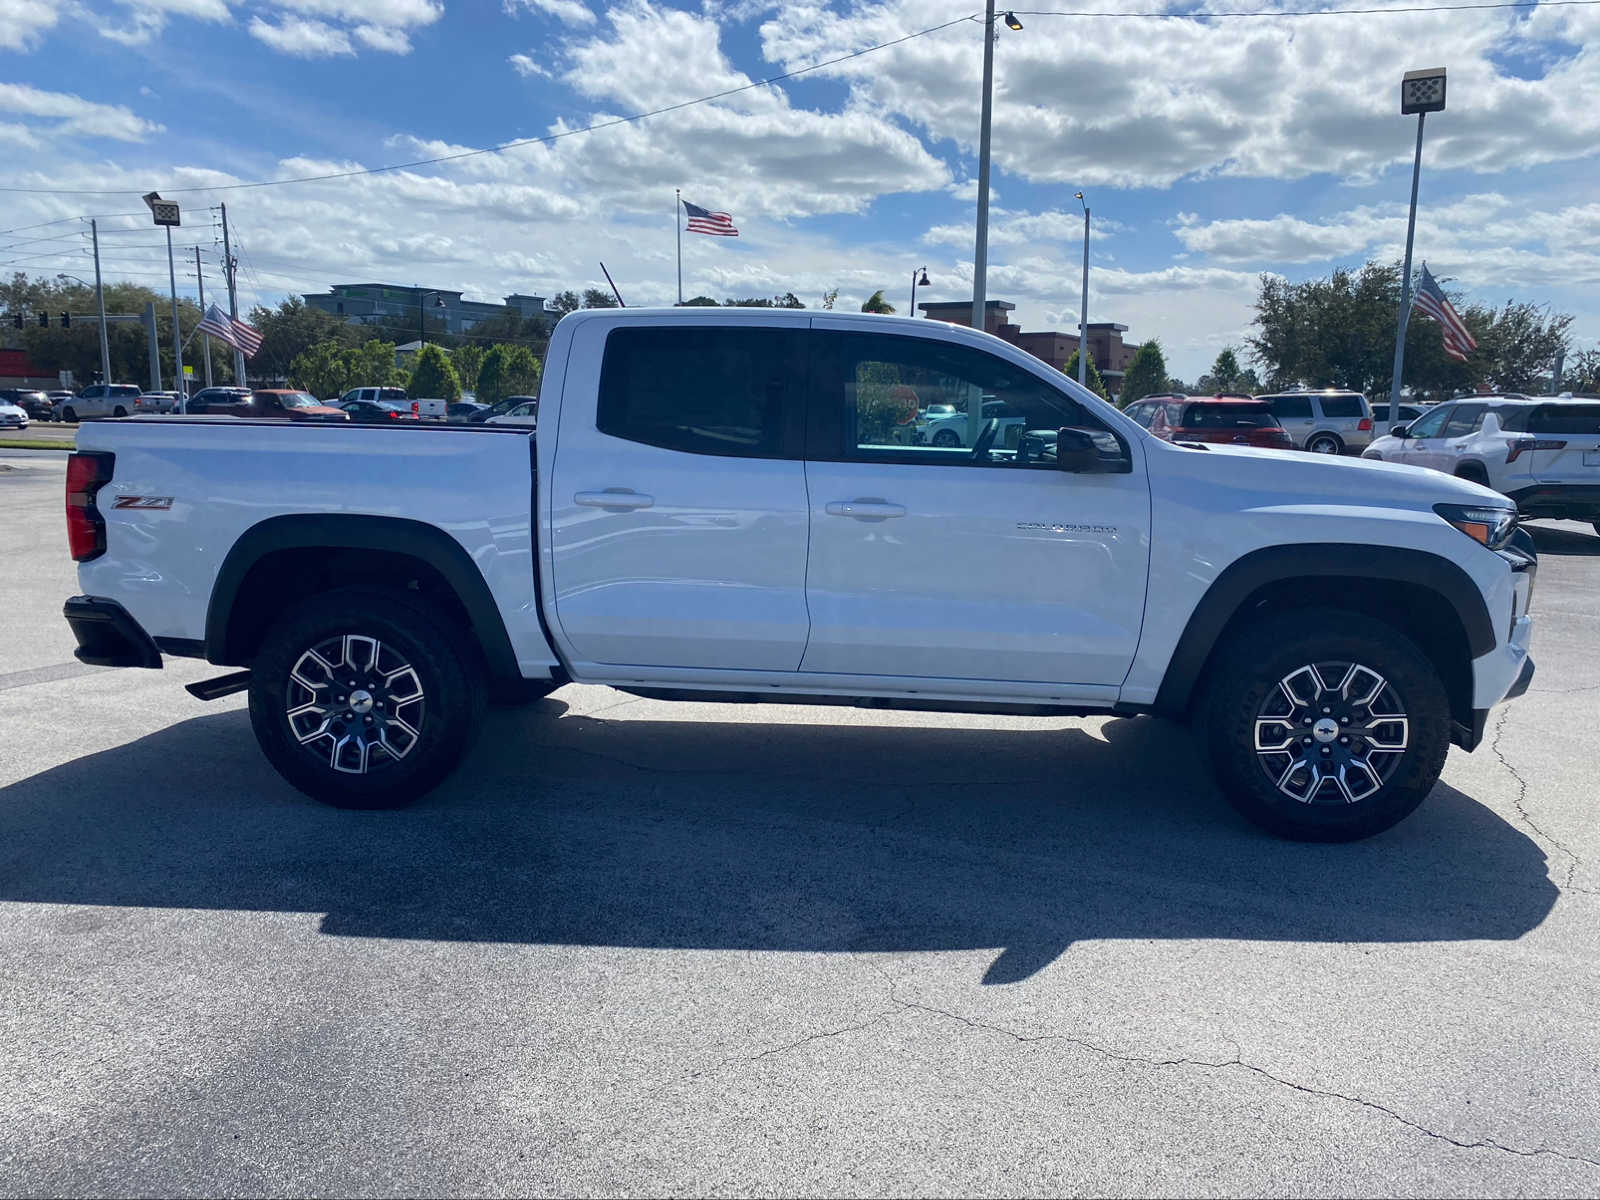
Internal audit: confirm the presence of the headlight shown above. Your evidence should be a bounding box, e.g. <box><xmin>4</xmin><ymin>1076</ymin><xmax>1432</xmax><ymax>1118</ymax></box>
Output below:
<box><xmin>1434</xmin><ymin>502</ymin><xmax>1517</xmax><ymax>550</ymax></box>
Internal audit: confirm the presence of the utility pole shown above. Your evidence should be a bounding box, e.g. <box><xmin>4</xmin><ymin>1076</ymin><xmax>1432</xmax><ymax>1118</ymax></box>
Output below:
<box><xmin>91</xmin><ymin>219</ymin><xmax>111</xmax><ymax>385</ymax></box>
<box><xmin>220</xmin><ymin>202</ymin><xmax>245</xmax><ymax>386</ymax></box>
<box><xmin>968</xmin><ymin>0</ymin><xmax>997</xmax><ymax>449</ymax></box>
<box><xmin>195</xmin><ymin>245</ymin><xmax>213</xmax><ymax>387</ymax></box>
<box><xmin>1076</xmin><ymin>192</ymin><xmax>1090</xmax><ymax>387</ymax></box>
<box><xmin>1389</xmin><ymin>68</ymin><xmax>1446</xmax><ymax>409</ymax></box>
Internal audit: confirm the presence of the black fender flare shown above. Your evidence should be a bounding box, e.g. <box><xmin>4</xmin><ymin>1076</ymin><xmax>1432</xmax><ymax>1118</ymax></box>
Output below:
<box><xmin>206</xmin><ymin>513</ymin><xmax>521</xmax><ymax>682</ymax></box>
<box><xmin>1152</xmin><ymin>542</ymin><xmax>1495</xmax><ymax>717</ymax></box>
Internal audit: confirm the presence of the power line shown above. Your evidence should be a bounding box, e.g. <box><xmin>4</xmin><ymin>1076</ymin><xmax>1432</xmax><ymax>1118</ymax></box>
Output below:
<box><xmin>0</xmin><ymin>13</ymin><xmax>985</xmax><ymax>197</ymax></box>
<box><xmin>1015</xmin><ymin>0</ymin><xmax>1597</xmax><ymax>15</ymax></box>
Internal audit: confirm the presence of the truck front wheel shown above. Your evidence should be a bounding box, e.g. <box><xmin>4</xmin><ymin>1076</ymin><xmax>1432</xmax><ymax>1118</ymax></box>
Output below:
<box><xmin>1201</xmin><ymin>610</ymin><xmax>1451</xmax><ymax>842</ymax></box>
<box><xmin>247</xmin><ymin>586</ymin><xmax>485</xmax><ymax>809</ymax></box>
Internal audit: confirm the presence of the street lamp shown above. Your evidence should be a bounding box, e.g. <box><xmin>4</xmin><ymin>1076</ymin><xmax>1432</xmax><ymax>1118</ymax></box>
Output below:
<box><xmin>1074</xmin><ymin>191</ymin><xmax>1090</xmax><ymax>386</ymax></box>
<box><xmin>910</xmin><ymin>266</ymin><xmax>929</xmax><ymax>318</ymax></box>
<box><xmin>419</xmin><ymin>290</ymin><xmax>446</xmax><ymax>347</ymax></box>
<box><xmin>1388</xmin><ymin>67</ymin><xmax>1446</xmax><ymax>410</ymax></box>
<box><xmin>142</xmin><ymin>192</ymin><xmax>186</xmax><ymax>411</ymax></box>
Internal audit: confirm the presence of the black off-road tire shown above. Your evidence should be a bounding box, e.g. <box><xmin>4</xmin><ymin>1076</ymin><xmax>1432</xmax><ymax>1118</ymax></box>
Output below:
<box><xmin>112</xmin><ymin>406</ymin><xmax>128</xmax><ymax>418</ymax></box>
<box><xmin>1201</xmin><ymin>608</ymin><xmax>1451</xmax><ymax>842</ymax></box>
<box><xmin>62</xmin><ymin>406</ymin><xmax>77</xmax><ymax>423</ymax></box>
<box><xmin>247</xmin><ymin>586</ymin><xmax>486</xmax><ymax>809</ymax></box>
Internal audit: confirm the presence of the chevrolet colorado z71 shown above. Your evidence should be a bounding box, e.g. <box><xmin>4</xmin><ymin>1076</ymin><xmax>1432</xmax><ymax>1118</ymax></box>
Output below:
<box><xmin>63</xmin><ymin>309</ymin><xmax>1536</xmax><ymax>841</ymax></box>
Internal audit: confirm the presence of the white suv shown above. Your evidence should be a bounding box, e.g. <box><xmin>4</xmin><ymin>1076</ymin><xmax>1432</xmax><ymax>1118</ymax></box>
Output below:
<box><xmin>1363</xmin><ymin>396</ymin><xmax>1600</xmax><ymax>532</ymax></box>
<box><xmin>1257</xmin><ymin>390</ymin><xmax>1375</xmax><ymax>455</ymax></box>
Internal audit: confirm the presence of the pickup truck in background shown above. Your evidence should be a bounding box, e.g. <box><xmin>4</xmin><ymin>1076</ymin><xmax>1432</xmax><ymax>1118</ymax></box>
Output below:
<box><xmin>62</xmin><ymin>309</ymin><xmax>1536</xmax><ymax>842</ymax></box>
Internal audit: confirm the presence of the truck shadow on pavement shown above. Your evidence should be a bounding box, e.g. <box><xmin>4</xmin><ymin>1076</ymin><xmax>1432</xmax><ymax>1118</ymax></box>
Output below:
<box><xmin>0</xmin><ymin>700</ymin><xmax>1558</xmax><ymax>984</ymax></box>
<box><xmin>1526</xmin><ymin>524</ymin><xmax>1600</xmax><ymax>556</ymax></box>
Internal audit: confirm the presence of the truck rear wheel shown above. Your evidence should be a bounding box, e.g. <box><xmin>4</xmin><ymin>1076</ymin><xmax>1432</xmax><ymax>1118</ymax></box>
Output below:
<box><xmin>1201</xmin><ymin>609</ymin><xmax>1450</xmax><ymax>842</ymax></box>
<box><xmin>247</xmin><ymin>586</ymin><xmax>485</xmax><ymax>809</ymax></box>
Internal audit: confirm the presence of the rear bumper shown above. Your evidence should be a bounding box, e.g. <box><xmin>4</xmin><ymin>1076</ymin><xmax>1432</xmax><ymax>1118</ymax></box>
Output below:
<box><xmin>1503</xmin><ymin>483</ymin><xmax>1600</xmax><ymax>520</ymax></box>
<box><xmin>63</xmin><ymin>595</ymin><xmax>163</xmax><ymax>669</ymax></box>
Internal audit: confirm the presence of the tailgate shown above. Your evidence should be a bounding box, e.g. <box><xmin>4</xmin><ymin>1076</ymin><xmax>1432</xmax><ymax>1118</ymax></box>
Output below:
<box><xmin>1525</xmin><ymin>403</ymin><xmax>1600</xmax><ymax>481</ymax></box>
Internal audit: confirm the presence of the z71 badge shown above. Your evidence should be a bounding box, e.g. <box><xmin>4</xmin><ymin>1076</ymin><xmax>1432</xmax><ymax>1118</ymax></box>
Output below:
<box><xmin>112</xmin><ymin>496</ymin><xmax>174</xmax><ymax>510</ymax></box>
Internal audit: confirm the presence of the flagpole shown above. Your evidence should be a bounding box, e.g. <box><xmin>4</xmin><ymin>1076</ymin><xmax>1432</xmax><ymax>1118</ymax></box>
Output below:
<box><xmin>675</xmin><ymin>189</ymin><xmax>683</xmax><ymax>305</ymax></box>
<box><xmin>1388</xmin><ymin>110</ymin><xmax>1426</xmax><ymax>410</ymax></box>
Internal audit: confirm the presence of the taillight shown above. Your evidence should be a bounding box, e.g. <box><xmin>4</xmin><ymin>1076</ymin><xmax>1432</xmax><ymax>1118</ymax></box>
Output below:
<box><xmin>1357</xmin><ymin>417</ymin><xmax>1372</xmax><ymax>431</ymax></box>
<box><xmin>65</xmin><ymin>451</ymin><xmax>114</xmax><ymax>562</ymax></box>
<box><xmin>1506</xmin><ymin>437</ymin><xmax>1566</xmax><ymax>464</ymax></box>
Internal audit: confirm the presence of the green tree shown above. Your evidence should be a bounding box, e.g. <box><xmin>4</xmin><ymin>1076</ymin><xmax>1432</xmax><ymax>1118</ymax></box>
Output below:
<box><xmin>341</xmin><ymin>339</ymin><xmax>407</xmax><ymax>388</ymax></box>
<box><xmin>451</xmin><ymin>344</ymin><xmax>487</xmax><ymax>395</ymax></box>
<box><xmin>1061</xmin><ymin>349</ymin><xmax>1109</xmax><ymax>399</ymax></box>
<box><xmin>248</xmin><ymin>297</ymin><xmax>359</xmax><ymax>383</ymax></box>
<box><xmin>407</xmin><ymin>343</ymin><xmax>461</xmax><ymax>400</ymax></box>
<box><xmin>1565</xmin><ymin>348</ymin><xmax>1600</xmax><ymax>394</ymax></box>
<box><xmin>860</xmin><ymin>289</ymin><xmax>895</xmax><ymax>314</ymax></box>
<box><xmin>680</xmin><ymin>296</ymin><xmax>720</xmax><ymax>306</ymax></box>
<box><xmin>820</xmin><ymin>287</ymin><xmax>839</xmax><ymax>311</ymax></box>
<box><xmin>289</xmin><ymin>341</ymin><xmax>352</xmax><ymax>399</ymax></box>
<box><xmin>547</xmin><ymin>291</ymin><xmax>582</xmax><ymax>317</ymax></box>
<box><xmin>1119</xmin><ymin>339</ymin><xmax>1168</xmax><ymax>407</ymax></box>
<box><xmin>581</xmin><ymin>287</ymin><xmax>619</xmax><ymax>309</ymax></box>
<box><xmin>1198</xmin><ymin>346</ymin><xmax>1259</xmax><ymax>394</ymax></box>
<box><xmin>772</xmin><ymin>292</ymin><xmax>805</xmax><ymax>309</ymax></box>
<box><xmin>476</xmin><ymin>343</ymin><xmax>542</xmax><ymax>404</ymax></box>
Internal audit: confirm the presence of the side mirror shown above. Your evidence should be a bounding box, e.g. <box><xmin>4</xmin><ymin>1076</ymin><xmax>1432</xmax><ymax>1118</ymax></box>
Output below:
<box><xmin>1391</xmin><ymin>423</ymin><xmax>1411</xmax><ymax>439</ymax></box>
<box><xmin>1055</xmin><ymin>427</ymin><xmax>1101</xmax><ymax>472</ymax></box>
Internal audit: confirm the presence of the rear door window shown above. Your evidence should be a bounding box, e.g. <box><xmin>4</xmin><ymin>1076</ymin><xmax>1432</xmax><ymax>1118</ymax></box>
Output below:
<box><xmin>597</xmin><ymin>325</ymin><xmax>805</xmax><ymax>458</ymax></box>
<box><xmin>1269</xmin><ymin>395</ymin><xmax>1313</xmax><ymax>419</ymax></box>
<box><xmin>1442</xmin><ymin>404</ymin><xmax>1486</xmax><ymax>437</ymax></box>
<box><xmin>1318</xmin><ymin>394</ymin><xmax>1364</xmax><ymax>419</ymax></box>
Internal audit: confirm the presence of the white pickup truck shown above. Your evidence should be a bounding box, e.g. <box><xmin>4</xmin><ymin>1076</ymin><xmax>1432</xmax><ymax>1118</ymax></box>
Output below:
<box><xmin>62</xmin><ymin>309</ymin><xmax>1537</xmax><ymax>841</ymax></box>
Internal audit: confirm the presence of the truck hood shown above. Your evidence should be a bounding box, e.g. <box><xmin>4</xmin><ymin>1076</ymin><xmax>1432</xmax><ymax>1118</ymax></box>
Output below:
<box><xmin>1161</xmin><ymin>441</ymin><xmax>1507</xmax><ymax>510</ymax></box>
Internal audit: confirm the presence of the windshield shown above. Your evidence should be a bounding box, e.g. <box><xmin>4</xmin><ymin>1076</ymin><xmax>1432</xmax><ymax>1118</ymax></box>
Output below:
<box><xmin>276</xmin><ymin>392</ymin><xmax>320</xmax><ymax>408</ymax></box>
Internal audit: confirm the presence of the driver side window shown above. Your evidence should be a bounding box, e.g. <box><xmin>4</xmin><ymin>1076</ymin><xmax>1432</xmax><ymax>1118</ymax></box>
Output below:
<box><xmin>1406</xmin><ymin>405</ymin><xmax>1451</xmax><ymax>439</ymax></box>
<box><xmin>816</xmin><ymin>331</ymin><xmax>1118</xmax><ymax>469</ymax></box>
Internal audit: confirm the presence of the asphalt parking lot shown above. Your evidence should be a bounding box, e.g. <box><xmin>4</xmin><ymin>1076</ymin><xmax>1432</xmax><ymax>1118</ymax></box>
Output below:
<box><xmin>2</xmin><ymin>449</ymin><xmax>1598</xmax><ymax>1197</ymax></box>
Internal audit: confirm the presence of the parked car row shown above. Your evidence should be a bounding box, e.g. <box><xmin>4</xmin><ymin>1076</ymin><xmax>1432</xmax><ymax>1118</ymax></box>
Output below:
<box><xmin>1363</xmin><ymin>395</ymin><xmax>1600</xmax><ymax>532</ymax></box>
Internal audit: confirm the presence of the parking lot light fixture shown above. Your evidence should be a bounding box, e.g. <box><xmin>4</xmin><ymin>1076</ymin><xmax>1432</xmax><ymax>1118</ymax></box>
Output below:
<box><xmin>911</xmin><ymin>266</ymin><xmax>929</xmax><ymax>317</ymax></box>
<box><xmin>143</xmin><ymin>192</ymin><xmax>186</xmax><ymax>413</ymax></box>
<box><xmin>1389</xmin><ymin>67</ymin><xmax>1446</xmax><ymax>411</ymax></box>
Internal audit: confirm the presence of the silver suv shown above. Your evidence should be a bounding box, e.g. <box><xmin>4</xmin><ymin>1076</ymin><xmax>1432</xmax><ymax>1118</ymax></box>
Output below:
<box><xmin>1257</xmin><ymin>390</ymin><xmax>1374</xmax><ymax>455</ymax></box>
<box><xmin>57</xmin><ymin>384</ymin><xmax>142</xmax><ymax>422</ymax></box>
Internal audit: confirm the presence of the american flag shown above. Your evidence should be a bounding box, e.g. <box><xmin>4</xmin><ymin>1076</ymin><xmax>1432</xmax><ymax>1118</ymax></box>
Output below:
<box><xmin>1412</xmin><ymin>264</ymin><xmax>1477</xmax><ymax>362</ymax></box>
<box><xmin>681</xmin><ymin>199</ymin><xmax>738</xmax><ymax>237</ymax></box>
<box><xmin>196</xmin><ymin>303</ymin><xmax>263</xmax><ymax>358</ymax></box>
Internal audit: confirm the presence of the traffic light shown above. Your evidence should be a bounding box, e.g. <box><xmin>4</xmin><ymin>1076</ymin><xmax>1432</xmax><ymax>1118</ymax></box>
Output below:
<box><xmin>37</xmin><ymin>312</ymin><xmax>48</xmax><ymax>327</ymax></box>
<box><xmin>60</xmin><ymin>312</ymin><xmax>70</xmax><ymax>328</ymax></box>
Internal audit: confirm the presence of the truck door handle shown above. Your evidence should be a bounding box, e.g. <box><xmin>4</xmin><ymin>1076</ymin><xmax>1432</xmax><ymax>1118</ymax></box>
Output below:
<box><xmin>825</xmin><ymin>499</ymin><xmax>906</xmax><ymax>519</ymax></box>
<box><xmin>574</xmin><ymin>489</ymin><xmax>654</xmax><ymax>511</ymax></box>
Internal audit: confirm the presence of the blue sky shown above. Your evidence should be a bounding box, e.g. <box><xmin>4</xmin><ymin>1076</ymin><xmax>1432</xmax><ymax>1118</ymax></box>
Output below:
<box><xmin>3</xmin><ymin>0</ymin><xmax>1597</xmax><ymax>380</ymax></box>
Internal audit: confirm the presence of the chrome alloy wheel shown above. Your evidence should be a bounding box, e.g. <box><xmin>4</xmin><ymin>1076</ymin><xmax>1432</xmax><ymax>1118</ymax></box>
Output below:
<box><xmin>285</xmin><ymin>634</ymin><xmax>425</xmax><ymax>775</ymax></box>
<box><xmin>1253</xmin><ymin>661</ymin><xmax>1409</xmax><ymax>804</ymax></box>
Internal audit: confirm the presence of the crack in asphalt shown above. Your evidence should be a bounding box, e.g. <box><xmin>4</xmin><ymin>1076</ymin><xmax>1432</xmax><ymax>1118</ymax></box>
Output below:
<box><xmin>1489</xmin><ymin>707</ymin><xmax>1584</xmax><ymax>892</ymax></box>
<box><xmin>883</xmin><ymin>981</ymin><xmax>1600</xmax><ymax>1171</ymax></box>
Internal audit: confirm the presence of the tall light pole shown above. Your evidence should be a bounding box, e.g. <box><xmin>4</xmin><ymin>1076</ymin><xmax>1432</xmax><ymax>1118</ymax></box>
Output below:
<box><xmin>418</xmin><ymin>289</ymin><xmax>445</xmax><ymax>348</ymax></box>
<box><xmin>1075</xmin><ymin>190</ymin><xmax>1090</xmax><ymax>386</ymax></box>
<box><xmin>1388</xmin><ymin>67</ymin><xmax>1446</xmax><ymax>410</ymax></box>
<box><xmin>910</xmin><ymin>266</ymin><xmax>929</xmax><ymax>319</ymax></box>
<box><xmin>969</xmin><ymin>7</ymin><xmax>1023</xmax><ymax>446</ymax></box>
<box><xmin>143</xmin><ymin>192</ymin><xmax>185</xmax><ymax>411</ymax></box>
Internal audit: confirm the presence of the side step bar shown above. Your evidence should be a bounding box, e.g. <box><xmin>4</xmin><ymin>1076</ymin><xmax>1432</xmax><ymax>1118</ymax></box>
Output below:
<box><xmin>185</xmin><ymin>670</ymin><xmax>251</xmax><ymax>701</ymax></box>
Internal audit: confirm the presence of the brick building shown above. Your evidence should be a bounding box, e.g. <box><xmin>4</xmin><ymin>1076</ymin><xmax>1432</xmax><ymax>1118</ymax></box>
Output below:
<box><xmin>917</xmin><ymin>299</ymin><xmax>1136</xmax><ymax>395</ymax></box>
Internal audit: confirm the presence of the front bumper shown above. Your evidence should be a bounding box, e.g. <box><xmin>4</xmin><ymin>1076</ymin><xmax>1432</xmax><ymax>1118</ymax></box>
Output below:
<box><xmin>63</xmin><ymin>595</ymin><xmax>163</xmax><ymax>669</ymax></box>
<box><xmin>1503</xmin><ymin>483</ymin><xmax>1600</xmax><ymax>521</ymax></box>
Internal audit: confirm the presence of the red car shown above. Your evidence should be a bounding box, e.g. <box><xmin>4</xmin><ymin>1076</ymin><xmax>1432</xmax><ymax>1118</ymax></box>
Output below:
<box><xmin>1123</xmin><ymin>394</ymin><xmax>1295</xmax><ymax>450</ymax></box>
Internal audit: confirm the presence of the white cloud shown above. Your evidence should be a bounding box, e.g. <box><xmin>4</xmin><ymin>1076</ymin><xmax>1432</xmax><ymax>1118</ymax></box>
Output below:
<box><xmin>507</xmin><ymin>0</ymin><xmax>596</xmax><ymax>27</ymax></box>
<box><xmin>508</xmin><ymin>52</ymin><xmax>551</xmax><ymax>78</ymax></box>
<box><xmin>761</xmin><ymin>1</ymin><xmax>1600</xmax><ymax>187</ymax></box>
<box><xmin>273</xmin><ymin>0</ymin><xmax>441</xmax><ymax>24</ymax></box>
<box><xmin>0</xmin><ymin>121</ymin><xmax>42</xmax><ymax>149</ymax></box>
<box><xmin>99</xmin><ymin>0</ymin><xmax>230</xmax><ymax>45</ymax></box>
<box><xmin>353</xmin><ymin>23</ymin><xmax>412</xmax><ymax>53</ymax></box>
<box><xmin>0</xmin><ymin>0</ymin><xmax>59</xmax><ymax>50</ymax></box>
<box><xmin>248</xmin><ymin>15</ymin><xmax>355</xmax><ymax>57</ymax></box>
<box><xmin>0</xmin><ymin>83</ymin><xmax>162</xmax><ymax>141</ymax></box>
